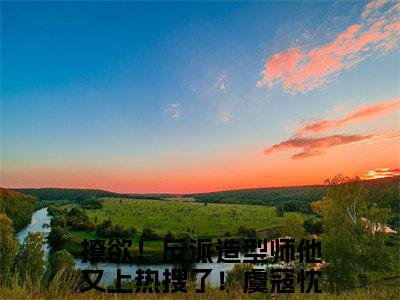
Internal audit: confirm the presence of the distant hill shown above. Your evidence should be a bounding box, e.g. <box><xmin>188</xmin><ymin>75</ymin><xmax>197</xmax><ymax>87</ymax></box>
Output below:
<box><xmin>14</xmin><ymin>188</ymin><xmax>164</xmax><ymax>202</ymax></box>
<box><xmin>0</xmin><ymin>188</ymin><xmax>37</xmax><ymax>231</ymax></box>
<box><xmin>12</xmin><ymin>176</ymin><xmax>399</xmax><ymax>214</ymax></box>
<box><xmin>191</xmin><ymin>176</ymin><xmax>400</xmax><ymax>213</ymax></box>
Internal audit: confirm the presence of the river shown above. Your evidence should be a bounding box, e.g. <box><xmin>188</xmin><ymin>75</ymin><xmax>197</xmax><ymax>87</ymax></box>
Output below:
<box><xmin>18</xmin><ymin>207</ymin><xmax>276</xmax><ymax>286</ymax></box>
<box><xmin>17</xmin><ymin>207</ymin><xmax>52</xmax><ymax>259</ymax></box>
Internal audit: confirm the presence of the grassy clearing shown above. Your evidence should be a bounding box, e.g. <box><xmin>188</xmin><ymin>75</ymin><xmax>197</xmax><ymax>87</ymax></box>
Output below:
<box><xmin>86</xmin><ymin>198</ymin><xmax>284</xmax><ymax>237</ymax></box>
<box><xmin>62</xmin><ymin>198</ymin><xmax>287</xmax><ymax>260</ymax></box>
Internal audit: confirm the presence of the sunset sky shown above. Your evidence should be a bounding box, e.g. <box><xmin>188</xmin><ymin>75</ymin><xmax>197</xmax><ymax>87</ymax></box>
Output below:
<box><xmin>1</xmin><ymin>0</ymin><xmax>399</xmax><ymax>193</ymax></box>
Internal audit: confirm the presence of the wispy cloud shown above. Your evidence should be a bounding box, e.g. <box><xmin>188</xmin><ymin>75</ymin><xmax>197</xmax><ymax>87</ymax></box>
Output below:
<box><xmin>164</xmin><ymin>103</ymin><xmax>183</xmax><ymax>119</ymax></box>
<box><xmin>296</xmin><ymin>98</ymin><xmax>400</xmax><ymax>136</ymax></box>
<box><xmin>264</xmin><ymin>134</ymin><xmax>375</xmax><ymax>159</ymax></box>
<box><xmin>217</xmin><ymin>74</ymin><xmax>228</xmax><ymax>93</ymax></box>
<box><xmin>361</xmin><ymin>167</ymin><xmax>400</xmax><ymax>179</ymax></box>
<box><xmin>257</xmin><ymin>0</ymin><xmax>400</xmax><ymax>94</ymax></box>
<box><xmin>263</xmin><ymin>97</ymin><xmax>400</xmax><ymax>159</ymax></box>
<box><xmin>221</xmin><ymin>111</ymin><xmax>232</xmax><ymax>123</ymax></box>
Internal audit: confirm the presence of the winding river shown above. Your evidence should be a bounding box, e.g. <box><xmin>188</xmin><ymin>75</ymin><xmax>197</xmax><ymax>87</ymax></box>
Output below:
<box><xmin>17</xmin><ymin>207</ymin><xmax>52</xmax><ymax>259</ymax></box>
<box><xmin>18</xmin><ymin>208</ymin><xmax>275</xmax><ymax>286</ymax></box>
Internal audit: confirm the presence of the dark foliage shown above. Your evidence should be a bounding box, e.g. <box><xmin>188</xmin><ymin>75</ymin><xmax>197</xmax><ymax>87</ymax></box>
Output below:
<box><xmin>15</xmin><ymin>188</ymin><xmax>164</xmax><ymax>202</ymax></box>
<box><xmin>238</xmin><ymin>225</ymin><xmax>258</xmax><ymax>239</ymax></box>
<box><xmin>96</xmin><ymin>219</ymin><xmax>136</xmax><ymax>238</ymax></box>
<box><xmin>0</xmin><ymin>188</ymin><xmax>37</xmax><ymax>231</ymax></box>
<box><xmin>47</xmin><ymin>226</ymin><xmax>70</xmax><ymax>251</ymax></box>
<box><xmin>275</xmin><ymin>205</ymin><xmax>284</xmax><ymax>217</ymax></box>
<box><xmin>192</xmin><ymin>176</ymin><xmax>400</xmax><ymax>214</ymax></box>
<box><xmin>303</xmin><ymin>217</ymin><xmax>323</xmax><ymax>234</ymax></box>
<box><xmin>140</xmin><ymin>227</ymin><xmax>162</xmax><ymax>241</ymax></box>
<box><xmin>80</xmin><ymin>197</ymin><xmax>103</xmax><ymax>210</ymax></box>
<box><xmin>50</xmin><ymin>214</ymin><xmax>67</xmax><ymax>228</ymax></box>
<box><xmin>66</xmin><ymin>208</ymin><xmax>95</xmax><ymax>231</ymax></box>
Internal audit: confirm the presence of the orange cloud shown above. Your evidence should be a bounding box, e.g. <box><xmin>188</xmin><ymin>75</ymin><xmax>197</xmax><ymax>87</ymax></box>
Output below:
<box><xmin>257</xmin><ymin>0</ymin><xmax>400</xmax><ymax>94</ymax></box>
<box><xmin>264</xmin><ymin>134</ymin><xmax>374</xmax><ymax>159</ymax></box>
<box><xmin>360</xmin><ymin>167</ymin><xmax>400</xmax><ymax>179</ymax></box>
<box><xmin>296</xmin><ymin>98</ymin><xmax>400</xmax><ymax>136</ymax></box>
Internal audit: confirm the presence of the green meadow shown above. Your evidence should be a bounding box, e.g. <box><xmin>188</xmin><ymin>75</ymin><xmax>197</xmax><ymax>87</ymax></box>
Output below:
<box><xmin>86</xmin><ymin>198</ymin><xmax>284</xmax><ymax>237</ymax></box>
<box><xmin>60</xmin><ymin>198</ymin><xmax>287</xmax><ymax>261</ymax></box>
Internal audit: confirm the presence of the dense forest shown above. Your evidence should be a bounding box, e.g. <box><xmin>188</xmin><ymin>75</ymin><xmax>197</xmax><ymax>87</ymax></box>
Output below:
<box><xmin>0</xmin><ymin>192</ymin><xmax>82</xmax><ymax>297</ymax></box>
<box><xmin>15</xmin><ymin>187</ymin><xmax>163</xmax><ymax>202</ymax></box>
<box><xmin>191</xmin><ymin>176</ymin><xmax>400</xmax><ymax>214</ymax></box>
<box><xmin>12</xmin><ymin>176</ymin><xmax>400</xmax><ymax>218</ymax></box>
<box><xmin>0</xmin><ymin>188</ymin><xmax>38</xmax><ymax>231</ymax></box>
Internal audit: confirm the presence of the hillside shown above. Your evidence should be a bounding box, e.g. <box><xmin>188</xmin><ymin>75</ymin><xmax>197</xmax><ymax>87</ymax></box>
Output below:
<box><xmin>12</xmin><ymin>176</ymin><xmax>399</xmax><ymax>213</ymax></box>
<box><xmin>15</xmin><ymin>188</ymin><xmax>163</xmax><ymax>202</ymax></box>
<box><xmin>192</xmin><ymin>176</ymin><xmax>400</xmax><ymax>213</ymax></box>
<box><xmin>0</xmin><ymin>188</ymin><xmax>37</xmax><ymax>231</ymax></box>
<box><xmin>11</xmin><ymin>176</ymin><xmax>399</xmax><ymax>212</ymax></box>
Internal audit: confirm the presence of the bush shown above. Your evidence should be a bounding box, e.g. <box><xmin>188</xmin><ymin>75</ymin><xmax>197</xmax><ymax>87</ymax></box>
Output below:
<box><xmin>275</xmin><ymin>205</ymin><xmax>284</xmax><ymax>217</ymax></box>
<box><xmin>47</xmin><ymin>226</ymin><xmax>70</xmax><ymax>251</ymax></box>
<box><xmin>164</xmin><ymin>231</ymin><xmax>174</xmax><ymax>240</ymax></box>
<box><xmin>50</xmin><ymin>215</ymin><xmax>67</xmax><ymax>228</ymax></box>
<box><xmin>225</xmin><ymin>263</ymin><xmax>253</xmax><ymax>291</ymax></box>
<box><xmin>80</xmin><ymin>197</ymin><xmax>103</xmax><ymax>210</ymax></box>
<box><xmin>141</xmin><ymin>227</ymin><xmax>162</xmax><ymax>241</ymax></box>
<box><xmin>304</xmin><ymin>217</ymin><xmax>323</xmax><ymax>234</ymax></box>
<box><xmin>67</xmin><ymin>208</ymin><xmax>95</xmax><ymax>231</ymax></box>
<box><xmin>14</xmin><ymin>232</ymin><xmax>46</xmax><ymax>282</ymax></box>
<box><xmin>388</xmin><ymin>213</ymin><xmax>400</xmax><ymax>229</ymax></box>
<box><xmin>96</xmin><ymin>219</ymin><xmax>136</xmax><ymax>238</ymax></box>
<box><xmin>238</xmin><ymin>226</ymin><xmax>258</xmax><ymax>239</ymax></box>
<box><xmin>45</xmin><ymin>249</ymin><xmax>83</xmax><ymax>296</ymax></box>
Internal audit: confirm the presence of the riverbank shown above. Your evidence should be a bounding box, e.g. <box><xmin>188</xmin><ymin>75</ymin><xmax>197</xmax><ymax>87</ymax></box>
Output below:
<box><xmin>18</xmin><ymin>207</ymin><xmax>281</xmax><ymax>286</ymax></box>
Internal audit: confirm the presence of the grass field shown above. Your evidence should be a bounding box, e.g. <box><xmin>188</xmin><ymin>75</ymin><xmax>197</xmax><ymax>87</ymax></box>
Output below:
<box><xmin>86</xmin><ymin>198</ymin><xmax>284</xmax><ymax>237</ymax></box>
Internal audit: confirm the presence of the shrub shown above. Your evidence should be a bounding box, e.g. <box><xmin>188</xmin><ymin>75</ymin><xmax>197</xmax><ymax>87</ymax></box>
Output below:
<box><xmin>141</xmin><ymin>227</ymin><xmax>162</xmax><ymax>241</ymax></box>
<box><xmin>47</xmin><ymin>226</ymin><xmax>70</xmax><ymax>251</ymax></box>
<box><xmin>225</xmin><ymin>263</ymin><xmax>253</xmax><ymax>291</ymax></box>
<box><xmin>238</xmin><ymin>226</ymin><xmax>258</xmax><ymax>239</ymax></box>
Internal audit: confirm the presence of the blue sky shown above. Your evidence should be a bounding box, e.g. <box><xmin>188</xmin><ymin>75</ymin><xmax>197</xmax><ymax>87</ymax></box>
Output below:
<box><xmin>1</xmin><ymin>1</ymin><xmax>399</xmax><ymax>193</ymax></box>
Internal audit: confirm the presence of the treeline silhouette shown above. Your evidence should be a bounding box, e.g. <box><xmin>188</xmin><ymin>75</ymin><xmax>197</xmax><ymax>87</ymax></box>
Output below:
<box><xmin>11</xmin><ymin>176</ymin><xmax>400</xmax><ymax>226</ymax></box>
<box><xmin>191</xmin><ymin>176</ymin><xmax>400</xmax><ymax>214</ymax></box>
<box><xmin>15</xmin><ymin>187</ymin><xmax>164</xmax><ymax>202</ymax></box>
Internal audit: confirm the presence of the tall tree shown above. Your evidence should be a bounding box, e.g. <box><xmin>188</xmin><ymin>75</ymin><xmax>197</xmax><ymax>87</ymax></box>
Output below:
<box><xmin>282</xmin><ymin>213</ymin><xmax>307</xmax><ymax>241</ymax></box>
<box><xmin>0</xmin><ymin>188</ymin><xmax>36</xmax><ymax>231</ymax></box>
<box><xmin>47</xmin><ymin>226</ymin><xmax>70</xmax><ymax>252</ymax></box>
<box><xmin>14</xmin><ymin>232</ymin><xmax>46</xmax><ymax>282</ymax></box>
<box><xmin>45</xmin><ymin>250</ymin><xmax>83</xmax><ymax>295</ymax></box>
<box><xmin>312</xmin><ymin>175</ymin><xmax>392</xmax><ymax>292</ymax></box>
<box><xmin>0</xmin><ymin>213</ymin><xmax>18</xmax><ymax>286</ymax></box>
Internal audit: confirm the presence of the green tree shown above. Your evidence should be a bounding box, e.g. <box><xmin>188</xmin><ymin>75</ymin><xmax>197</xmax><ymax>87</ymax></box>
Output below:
<box><xmin>14</xmin><ymin>232</ymin><xmax>46</xmax><ymax>282</ymax></box>
<box><xmin>0</xmin><ymin>188</ymin><xmax>36</xmax><ymax>231</ymax></box>
<box><xmin>304</xmin><ymin>217</ymin><xmax>323</xmax><ymax>234</ymax></box>
<box><xmin>282</xmin><ymin>214</ymin><xmax>307</xmax><ymax>240</ymax></box>
<box><xmin>45</xmin><ymin>250</ymin><xmax>82</xmax><ymax>295</ymax></box>
<box><xmin>225</xmin><ymin>263</ymin><xmax>253</xmax><ymax>291</ymax></box>
<box><xmin>47</xmin><ymin>226</ymin><xmax>70</xmax><ymax>251</ymax></box>
<box><xmin>0</xmin><ymin>213</ymin><xmax>18</xmax><ymax>286</ymax></box>
<box><xmin>312</xmin><ymin>175</ymin><xmax>392</xmax><ymax>292</ymax></box>
<box><xmin>50</xmin><ymin>215</ymin><xmax>67</xmax><ymax>228</ymax></box>
<box><xmin>275</xmin><ymin>205</ymin><xmax>284</xmax><ymax>217</ymax></box>
<box><xmin>179</xmin><ymin>231</ymin><xmax>197</xmax><ymax>262</ymax></box>
<box><xmin>46</xmin><ymin>249</ymin><xmax>75</xmax><ymax>277</ymax></box>
<box><xmin>238</xmin><ymin>226</ymin><xmax>258</xmax><ymax>239</ymax></box>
